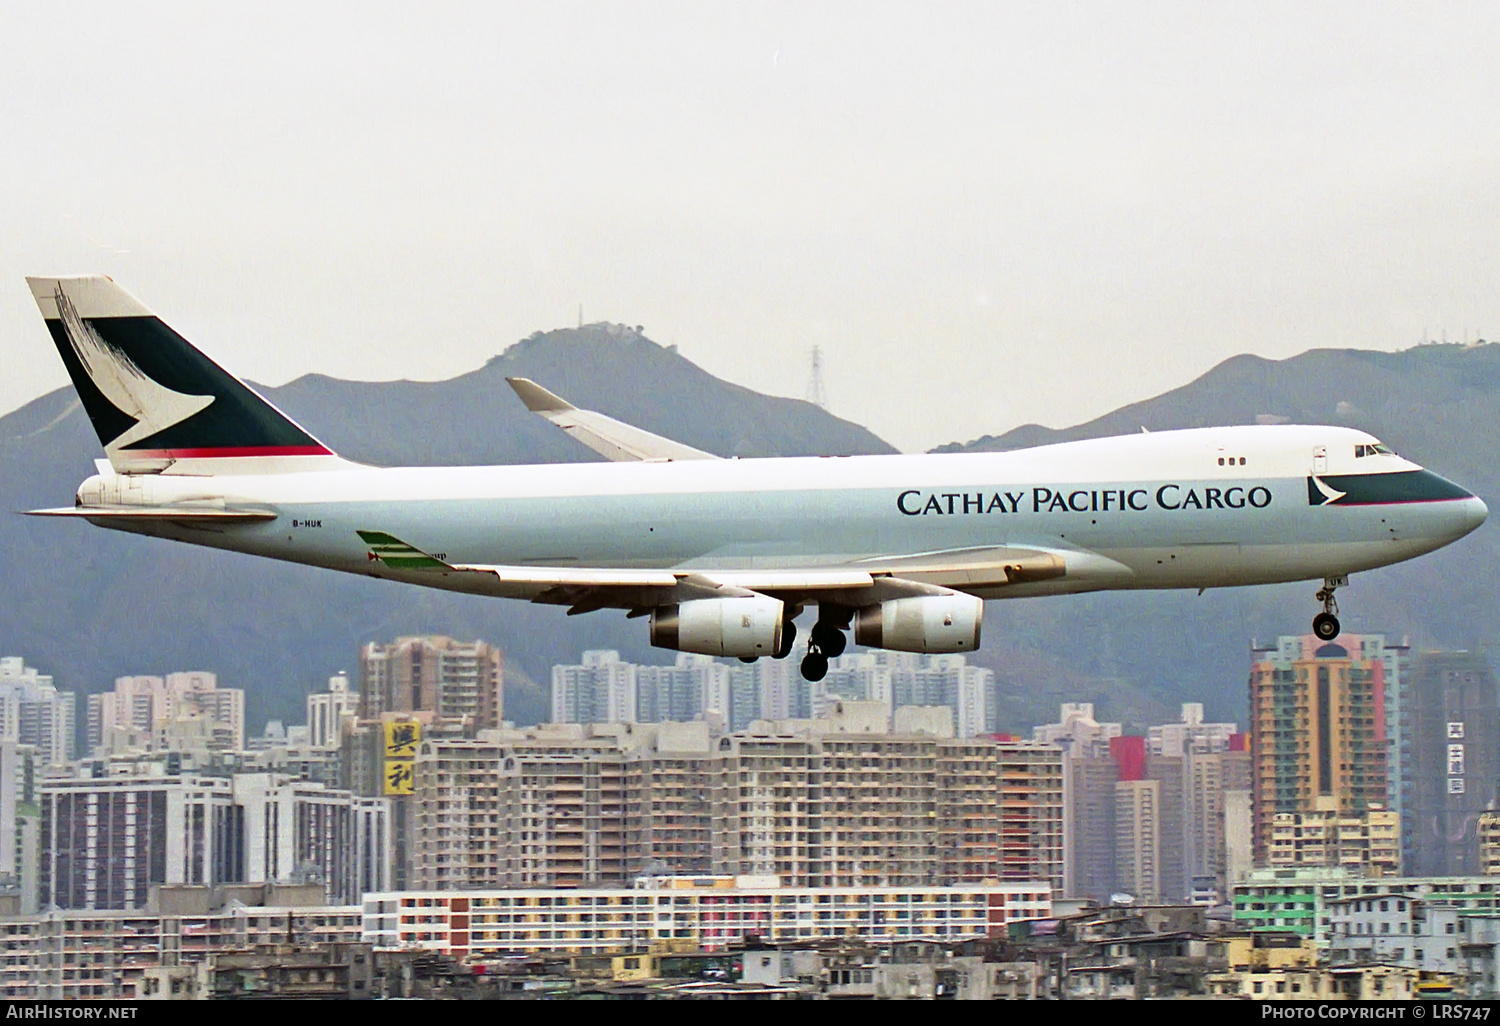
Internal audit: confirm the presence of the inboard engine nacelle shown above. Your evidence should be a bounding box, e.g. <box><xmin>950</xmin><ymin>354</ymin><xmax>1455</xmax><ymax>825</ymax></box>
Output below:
<box><xmin>650</xmin><ymin>596</ymin><xmax>785</xmax><ymax>658</ymax></box>
<box><xmin>853</xmin><ymin>594</ymin><xmax>983</xmax><ymax>654</ymax></box>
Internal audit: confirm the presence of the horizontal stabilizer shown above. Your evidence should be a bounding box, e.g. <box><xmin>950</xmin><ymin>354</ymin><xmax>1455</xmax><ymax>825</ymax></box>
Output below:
<box><xmin>26</xmin><ymin>506</ymin><xmax>276</xmax><ymax>522</ymax></box>
<box><xmin>505</xmin><ymin>377</ymin><xmax>718</xmax><ymax>462</ymax></box>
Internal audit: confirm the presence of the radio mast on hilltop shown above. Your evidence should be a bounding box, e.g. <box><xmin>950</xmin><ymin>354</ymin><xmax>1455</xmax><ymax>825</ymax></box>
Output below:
<box><xmin>806</xmin><ymin>346</ymin><xmax>828</xmax><ymax>410</ymax></box>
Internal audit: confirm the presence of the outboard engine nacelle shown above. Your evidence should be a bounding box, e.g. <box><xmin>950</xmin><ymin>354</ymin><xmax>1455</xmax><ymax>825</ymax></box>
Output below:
<box><xmin>853</xmin><ymin>594</ymin><xmax>982</xmax><ymax>654</ymax></box>
<box><xmin>650</xmin><ymin>596</ymin><xmax>784</xmax><ymax>659</ymax></box>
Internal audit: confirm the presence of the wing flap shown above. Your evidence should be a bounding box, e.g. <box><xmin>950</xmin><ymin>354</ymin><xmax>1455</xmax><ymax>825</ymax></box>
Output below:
<box><xmin>455</xmin><ymin>565</ymin><xmax>683</xmax><ymax>587</ymax></box>
<box><xmin>845</xmin><ymin>545</ymin><xmax>1067</xmax><ymax>587</ymax></box>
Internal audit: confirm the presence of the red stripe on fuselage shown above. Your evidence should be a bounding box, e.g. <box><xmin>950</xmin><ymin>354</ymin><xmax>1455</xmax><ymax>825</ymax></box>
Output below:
<box><xmin>123</xmin><ymin>445</ymin><xmax>334</xmax><ymax>458</ymax></box>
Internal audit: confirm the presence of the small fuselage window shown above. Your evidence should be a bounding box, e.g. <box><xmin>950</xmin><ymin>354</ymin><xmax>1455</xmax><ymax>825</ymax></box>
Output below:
<box><xmin>1355</xmin><ymin>443</ymin><xmax>1395</xmax><ymax>458</ymax></box>
<box><xmin>1217</xmin><ymin>457</ymin><xmax>1248</xmax><ymax>466</ymax></box>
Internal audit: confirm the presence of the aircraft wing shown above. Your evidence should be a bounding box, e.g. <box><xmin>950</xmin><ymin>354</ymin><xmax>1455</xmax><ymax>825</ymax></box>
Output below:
<box><xmin>506</xmin><ymin>377</ymin><xmax>718</xmax><ymax>462</ymax></box>
<box><xmin>359</xmin><ymin>530</ymin><xmax>876</xmax><ymax>612</ymax></box>
<box><xmin>357</xmin><ymin>531</ymin><xmax>1121</xmax><ymax>615</ymax></box>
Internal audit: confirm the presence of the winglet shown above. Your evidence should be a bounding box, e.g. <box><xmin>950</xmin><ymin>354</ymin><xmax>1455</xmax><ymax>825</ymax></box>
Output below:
<box><xmin>506</xmin><ymin>378</ymin><xmax>575</xmax><ymax>414</ymax></box>
<box><xmin>357</xmin><ymin>530</ymin><xmax>454</xmax><ymax>570</ymax></box>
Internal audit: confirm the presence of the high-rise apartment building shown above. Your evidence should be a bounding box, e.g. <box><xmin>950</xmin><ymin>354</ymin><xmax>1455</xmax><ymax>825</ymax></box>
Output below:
<box><xmin>1249</xmin><ymin>634</ymin><xmax>1393</xmax><ymax>864</ymax></box>
<box><xmin>641</xmin><ymin>722</ymin><xmax>715</xmax><ymax>876</ymax></box>
<box><xmin>0</xmin><ymin>741</ymin><xmax>39</xmax><ymax>912</ymax></box>
<box><xmin>338</xmin><ymin>709</ymin><xmax>475</xmax><ymax>890</ymax></box>
<box><xmin>1145</xmin><ymin>752</ymin><xmax>1187</xmax><ymax>901</ymax></box>
<box><xmin>551</xmin><ymin>650</ymin><xmax>636</xmax><ymax>725</ymax></box>
<box><xmin>1059</xmin><ymin>720</ymin><xmax>1226</xmax><ymax>902</ymax></box>
<box><xmin>307</xmin><ymin>673</ymin><xmax>359</xmax><ymax>750</ymax></box>
<box><xmin>1149</xmin><ymin>703</ymin><xmax>1239</xmax><ymax>757</ymax></box>
<box><xmin>627</xmin><ymin>650</ymin><xmax>987</xmax><ymax>737</ymax></box>
<box><xmin>1399</xmin><ymin>650</ymin><xmax>1499</xmax><ymax>876</ymax></box>
<box><xmin>1185</xmin><ymin>743</ymin><xmax>1252</xmax><ymax>899</ymax></box>
<box><xmin>1479</xmin><ymin>812</ymin><xmax>1500</xmax><ymax>875</ymax></box>
<box><xmin>994</xmin><ymin>740</ymin><xmax>1067</xmax><ymax>891</ymax></box>
<box><xmin>1114</xmin><ymin>777</ymin><xmax>1162</xmax><ymax>902</ymax></box>
<box><xmin>41</xmin><ymin>773</ymin><xmax>235</xmax><ymax>909</ymax></box>
<box><xmin>635</xmin><ymin>653</ymin><xmax>730</xmax><ymax>723</ymax></box>
<box><xmin>1104</xmin><ymin>736</ymin><xmax>1185</xmax><ymax>902</ymax></box>
<box><xmin>1035</xmin><ymin>703</ymin><xmax>1122</xmax><ymax>758</ymax></box>
<box><xmin>1267</xmin><ymin>803</ymin><xmax>1400</xmax><ymax>876</ymax></box>
<box><xmin>39</xmin><ymin>768</ymin><xmax>389</xmax><ymax>910</ymax></box>
<box><xmin>1065</xmin><ymin>753</ymin><xmax>1119</xmax><ymax>900</ymax></box>
<box><xmin>410</xmin><ymin>724</ymin><xmax>650</xmax><ymax>890</ymax></box>
<box><xmin>810</xmin><ymin>652</ymin><xmax>894</xmax><ymax>724</ymax></box>
<box><xmin>408</xmin><ymin>711</ymin><xmax>1066</xmax><ymax>892</ymax></box>
<box><xmin>883</xmin><ymin>653</ymin><xmax>991</xmax><ymax>739</ymax></box>
<box><xmin>87</xmin><ymin>672</ymin><xmax>244</xmax><ymax>754</ymax></box>
<box><xmin>551</xmin><ymin>648</ymin><xmax>990</xmax><ymax>738</ymax></box>
<box><xmin>727</xmin><ymin>656</ymin><xmax>803</xmax><ymax>728</ymax></box>
<box><xmin>0</xmin><ymin>658</ymin><xmax>74</xmax><ymax>767</ymax></box>
<box><xmin>360</xmin><ymin>636</ymin><xmax>503</xmax><ymax>729</ymax></box>
<box><xmin>230</xmin><ymin>774</ymin><xmax>392</xmax><ymax>903</ymax></box>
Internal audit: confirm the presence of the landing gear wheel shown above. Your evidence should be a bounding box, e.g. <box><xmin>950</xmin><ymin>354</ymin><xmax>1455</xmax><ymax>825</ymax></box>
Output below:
<box><xmin>1313</xmin><ymin>612</ymin><xmax>1341</xmax><ymax>641</ymax></box>
<box><xmin>801</xmin><ymin>652</ymin><xmax>829</xmax><ymax>682</ymax></box>
<box><xmin>774</xmin><ymin>620</ymin><xmax>797</xmax><ymax>659</ymax></box>
<box><xmin>738</xmin><ymin>655</ymin><xmax>760</xmax><ymax>664</ymax></box>
<box><xmin>1313</xmin><ymin>575</ymin><xmax>1345</xmax><ymax>641</ymax></box>
<box><xmin>810</xmin><ymin>622</ymin><xmax>847</xmax><ymax>659</ymax></box>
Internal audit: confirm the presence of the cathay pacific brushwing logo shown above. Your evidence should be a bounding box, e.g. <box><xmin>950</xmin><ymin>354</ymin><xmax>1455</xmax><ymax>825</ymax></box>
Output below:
<box><xmin>1308</xmin><ymin>475</ymin><xmax>1348</xmax><ymax>506</ymax></box>
<box><xmin>53</xmin><ymin>285</ymin><xmax>213</xmax><ymax>450</ymax></box>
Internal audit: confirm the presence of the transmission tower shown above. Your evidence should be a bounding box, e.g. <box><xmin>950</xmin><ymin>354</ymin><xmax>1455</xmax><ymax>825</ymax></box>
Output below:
<box><xmin>806</xmin><ymin>346</ymin><xmax>828</xmax><ymax>410</ymax></box>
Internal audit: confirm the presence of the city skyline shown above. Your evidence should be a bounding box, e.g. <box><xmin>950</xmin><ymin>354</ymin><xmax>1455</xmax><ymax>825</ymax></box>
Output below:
<box><xmin>2</xmin><ymin>629</ymin><xmax>1500</xmax><ymax>997</ymax></box>
<box><xmin>13</xmin><ymin>630</ymin><xmax>1495</xmax><ymax>879</ymax></box>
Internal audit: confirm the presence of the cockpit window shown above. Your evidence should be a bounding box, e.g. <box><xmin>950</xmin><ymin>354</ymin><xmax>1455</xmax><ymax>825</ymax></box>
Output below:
<box><xmin>1355</xmin><ymin>443</ymin><xmax>1396</xmax><ymax>458</ymax></box>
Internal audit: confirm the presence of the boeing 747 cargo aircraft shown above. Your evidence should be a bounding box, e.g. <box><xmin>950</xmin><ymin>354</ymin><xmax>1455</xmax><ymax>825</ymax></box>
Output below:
<box><xmin>25</xmin><ymin>276</ymin><xmax>1488</xmax><ymax>681</ymax></box>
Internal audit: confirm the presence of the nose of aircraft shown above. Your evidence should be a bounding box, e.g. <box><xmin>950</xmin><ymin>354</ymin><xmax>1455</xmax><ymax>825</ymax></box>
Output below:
<box><xmin>1465</xmin><ymin>495</ymin><xmax>1489</xmax><ymax>534</ymax></box>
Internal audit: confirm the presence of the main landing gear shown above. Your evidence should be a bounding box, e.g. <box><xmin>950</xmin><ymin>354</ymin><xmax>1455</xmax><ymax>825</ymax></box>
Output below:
<box><xmin>1312</xmin><ymin>575</ymin><xmax>1347</xmax><ymax>641</ymax></box>
<box><xmin>800</xmin><ymin>610</ymin><xmax>850</xmax><ymax>683</ymax></box>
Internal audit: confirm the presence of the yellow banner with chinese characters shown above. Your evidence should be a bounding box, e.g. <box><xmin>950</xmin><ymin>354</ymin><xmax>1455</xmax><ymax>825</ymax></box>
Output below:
<box><xmin>384</xmin><ymin>760</ymin><xmax>415</xmax><ymax>795</ymax></box>
<box><xmin>384</xmin><ymin>719</ymin><xmax>421</xmax><ymax>759</ymax></box>
<box><xmin>384</xmin><ymin>719</ymin><xmax>421</xmax><ymax>795</ymax></box>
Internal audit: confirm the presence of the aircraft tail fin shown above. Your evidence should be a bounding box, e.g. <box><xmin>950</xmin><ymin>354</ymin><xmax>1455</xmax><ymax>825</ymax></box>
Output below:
<box><xmin>27</xmin><ymin>276</ymin><xmax>345</xmax><ymax>475</ymax></box>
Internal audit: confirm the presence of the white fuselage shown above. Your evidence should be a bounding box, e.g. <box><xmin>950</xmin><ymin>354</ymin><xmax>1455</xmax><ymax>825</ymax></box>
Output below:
<box><xmin>77</xmin><ymin>424</ymin><xmax>1487</xmax><ymax>603</ymax></box>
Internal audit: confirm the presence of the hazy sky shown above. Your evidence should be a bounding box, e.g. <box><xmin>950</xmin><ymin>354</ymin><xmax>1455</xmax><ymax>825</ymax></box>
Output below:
<box><xmin>2</xmin><ymin>2</ymin><xmax>1496</xmax><ymax>452</ymax></box>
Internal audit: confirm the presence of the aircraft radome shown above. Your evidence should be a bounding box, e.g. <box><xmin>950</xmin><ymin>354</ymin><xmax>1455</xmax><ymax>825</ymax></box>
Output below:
<box><xmin>25</xmin><ymin>276</ymin><xmax>1488</xmax><ymax>682</ymax></box>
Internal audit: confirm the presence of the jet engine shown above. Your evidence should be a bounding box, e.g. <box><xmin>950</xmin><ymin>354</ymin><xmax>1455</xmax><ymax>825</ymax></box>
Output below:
<box><xmin>853</xmin><ymin>594</ymin><xmax>982</xmax><ymax>654</ymax></box>
<box><xmin>650</xmin><ymin>596</ymin><xmax>784</xmax><ymax>658</ymax></box>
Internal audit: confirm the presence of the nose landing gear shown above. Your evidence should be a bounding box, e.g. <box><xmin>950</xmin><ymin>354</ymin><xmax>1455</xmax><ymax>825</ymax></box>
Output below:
<box><xmin>1312</xmin><ymin>575</ymin><xmax>1347</xmax><ymax>641</ymax></box>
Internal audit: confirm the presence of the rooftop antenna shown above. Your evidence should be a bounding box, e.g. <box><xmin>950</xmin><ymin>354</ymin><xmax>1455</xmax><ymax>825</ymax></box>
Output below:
<box><xmin>806</xmin><ymin>346</ymin><xmax>828</xmax><ymax>410</ymax></box>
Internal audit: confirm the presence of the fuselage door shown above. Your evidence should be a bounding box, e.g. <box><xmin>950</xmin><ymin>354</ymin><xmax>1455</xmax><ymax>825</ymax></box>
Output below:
<box><xmin>1313</xmin><ymin>446</ymin><xmax>1328</xmax><ymax>475</ymax></box>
